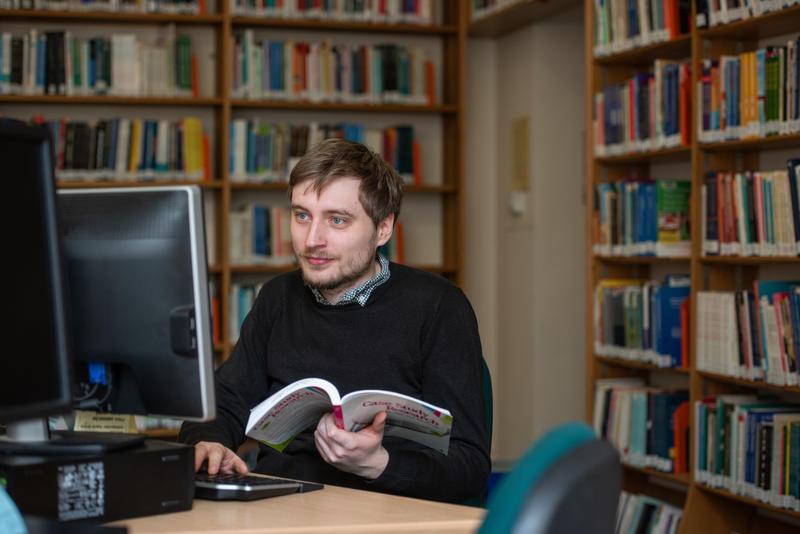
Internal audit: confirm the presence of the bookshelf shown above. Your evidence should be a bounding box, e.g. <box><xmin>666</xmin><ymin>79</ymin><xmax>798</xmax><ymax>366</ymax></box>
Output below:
<box><xmin>585</xmin><ymin>0</ymin><xmax>800</xmax><ymax>532</ymax></box>
<box><xmin>0</xmin><ymin>2</ymin><xmax>466</xmax><ymax>360</ymax></box>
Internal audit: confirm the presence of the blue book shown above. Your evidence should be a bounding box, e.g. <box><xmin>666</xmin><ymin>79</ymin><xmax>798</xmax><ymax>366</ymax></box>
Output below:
<box><xmin>107</xmin><ymin>119</ymin><xmax>118</xmax><ymax>172</ymax></box>
<box><xmin>270</xmin><ymin>41</ymin><xmax>283</xmax><ymax>92</ymax></box>
<box><xmin>650</xmin><ymin>391</ymin><xmax>688</xmax><ymax>468</ymax></box>
<box><xmin>246</xmin><ymin>121</ymin><xmax>256</xmax><ymax>174</ymax></box>
<box><xmin>655</xmin><ymin>284</ymin><xmax>690</xmax><ymax>366</ymax></box>
<box><xmin>229</xmin><ymin>121</ymin><xmax>235</xmax><ymax>173</ymax></box>
<box><xmin>252</xmin><ymin>204</ymin><xmax>266</xmax><ymax>256</ymax></box>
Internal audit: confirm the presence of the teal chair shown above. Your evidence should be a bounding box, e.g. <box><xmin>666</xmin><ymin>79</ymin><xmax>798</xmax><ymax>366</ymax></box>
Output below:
<box><xmin>478</xmin><ymin>422</ymin><xmax>621</xmax><ymax>534</ymax></box>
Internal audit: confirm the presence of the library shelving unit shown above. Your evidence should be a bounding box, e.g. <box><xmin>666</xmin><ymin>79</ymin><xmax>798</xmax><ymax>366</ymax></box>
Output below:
<box><xmin>0</xmin><ymin>2</ymin><xmax>467</xmax><ymax>362</ymax></box>
<box><xmin>585</xmin><ymin>1</ymin><xmax>800</xmax><ymax>532</ymax></box>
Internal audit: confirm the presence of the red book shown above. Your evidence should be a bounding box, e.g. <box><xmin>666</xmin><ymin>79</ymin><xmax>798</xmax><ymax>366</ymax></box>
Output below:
<box><xmin>425</xmin><ymin>60</ymin><xmax>435</xmax><ymax>106</ymax></box>
<box><xmin>202</xmin><ymin>133</ymin><xmax>211</xmax><ymax>182</ymax></box>
<box><xmin>680</xmin><ymin>295</ymin><xmax>690</xmax><ymax>367</ymax></box>
<box><xmin>412</xmin><ymin>139</ymin><xmax>422</xmax><ymax>186</ymax></box>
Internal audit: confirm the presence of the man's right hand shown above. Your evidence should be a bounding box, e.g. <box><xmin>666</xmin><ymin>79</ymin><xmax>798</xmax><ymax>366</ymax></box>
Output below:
<box><xmin>194</xmin><ymin>441</ymin><xmax>249</xmax><ymax>474</ymax></box>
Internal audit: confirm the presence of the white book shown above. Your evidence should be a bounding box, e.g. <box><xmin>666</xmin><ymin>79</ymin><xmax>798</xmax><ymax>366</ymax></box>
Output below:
<box><xmin>114</xmin><ymin>118</ymin><xmax>131</xmax><ymax>181</ymax></box>
<box><xmin>110</xmin><ymin>33</ymin><xmax>138</xmax><ymax>95</ymax></box>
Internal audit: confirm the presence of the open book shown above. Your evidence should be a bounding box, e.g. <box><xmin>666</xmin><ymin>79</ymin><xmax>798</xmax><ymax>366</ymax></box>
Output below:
<box><xmin>245</xmin><ymin>378</ymin><xmax>453</xmax><ymax>455</ymax></box>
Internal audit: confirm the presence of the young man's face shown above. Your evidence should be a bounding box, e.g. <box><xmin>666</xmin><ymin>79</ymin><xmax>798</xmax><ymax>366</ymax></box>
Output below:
<box><xmin>290</xmin><ymin>176</ymin><xmax>393</xmax><ymax>303</ymax></box>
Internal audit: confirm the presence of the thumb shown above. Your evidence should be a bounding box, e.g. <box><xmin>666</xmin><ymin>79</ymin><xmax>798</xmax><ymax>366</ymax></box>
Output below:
<box><xmin>369</xmin><ymin>411</ymin><xmax>387</xmax><ymax>435</ymax></box>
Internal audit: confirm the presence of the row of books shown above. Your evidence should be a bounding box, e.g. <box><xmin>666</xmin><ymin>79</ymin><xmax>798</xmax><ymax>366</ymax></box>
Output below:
<box><xmin>694</xmin><ymin>395</ymin><xmax>800</xmax><ymax>512</ymax></box>
<box><xmin>593</xmin><ymin>60</ymin><xmax>691</xmax><ymax>156</ymax></box>
<box><xmin>229</xmin><ymin>0</ymin><xmax>433</xmax><ymax>24</ymax></box>
<box><xmin>702</xmin><ymin>164</ymin><xmax>800</xmax><ymax>258</ymax></box>
<box><xmin>593</xmin><ymin>179</ymin><xmax>691</xmax><ymax>258</ymax></box>
<box><xmin>615</xmin><ymin>491</ymin><xmax>683</xmax><ymax>534</ymax></box>
<box><xmin>0</xmin><ymin>28</ymin><xmax>197</xmax><ymax>97</ymax></box>
<box><xmin>229</xmin><ymin>203</ymin><xmax>293</xmax><ymax>267</ymax></box>
<box><xmin>0</xmin><ymin>0</ymin><xmax>204</xmax><ymax>13</ymax></box>
<box><xmin>594</xmin><ymin>276</ymin><xmax>690</xmax><ymax>368</ymax></box>
<box><xmin>231</xmin><ymin>32</ymin><xmax>433</xmax><ymax>106</ymax></box>
<box><xmin>697</xmin><ymin>41</ymin><xmax>800</xmax><ymax>144</ymax></box>
<box><xmin>30</xmin><ymin>115</ymin><xmax>210</xmax><ymax>182</ymax></box>
<box><xmin>696</xmin><ymin>280</ymin><xmax>800</xmax><ymax>387</ymax></box>
<box><xmin>229</xmin><ymin>119</ymin><xmax>420</xmax><ymax>185</ymax></box>
<box><xmin>592</xmin><ymin>0</ymin><xmax>690</xmax><ymax>57</ymax></box>
<box><xmin>593</xmin><ymin>377</ymin><xmax>689</xmax><ymax>473</ymax></box>
<box><xmin>695</xmin><ymin>0</ymin><xmax>800</xmax><ymax>28</ymax></box>
<box><xmin>230</xmin><ymin>282</ymin><xmax>264</xmax><ymax>341</ymax></box>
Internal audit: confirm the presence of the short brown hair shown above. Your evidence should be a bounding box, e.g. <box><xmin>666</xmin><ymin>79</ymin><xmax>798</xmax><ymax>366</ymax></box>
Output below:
<box><xmin>288</xmin><ymin>138</ymin><xmax>403</xmax><ymax>228</ymax></box>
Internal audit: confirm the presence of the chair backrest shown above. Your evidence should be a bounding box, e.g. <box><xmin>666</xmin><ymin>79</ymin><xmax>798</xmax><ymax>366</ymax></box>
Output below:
<box><xmin>478</xmin><ymin>422</ymin><xmax>621</xmax><ymax>534</ymax></box>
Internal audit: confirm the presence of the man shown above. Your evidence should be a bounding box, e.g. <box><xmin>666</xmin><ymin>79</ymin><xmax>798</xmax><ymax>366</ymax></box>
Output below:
<box><xmin>179</xmin><ymin>138</ymin><xmax>489</xmax><ymax>503</ymax></box>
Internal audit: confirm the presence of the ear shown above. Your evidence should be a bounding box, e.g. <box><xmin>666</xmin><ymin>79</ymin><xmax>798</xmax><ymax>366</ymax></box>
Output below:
<box><xmin>375</xmin><ymin>214</ymin><xmax>394</xmax><ymax>247</ymax></box>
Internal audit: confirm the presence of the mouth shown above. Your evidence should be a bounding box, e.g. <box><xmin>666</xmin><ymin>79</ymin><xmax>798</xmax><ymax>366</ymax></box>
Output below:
<box><xmin>304</xmin><ymin>255</ymin><xmax>334</xmax><ymax>266</ymax></box>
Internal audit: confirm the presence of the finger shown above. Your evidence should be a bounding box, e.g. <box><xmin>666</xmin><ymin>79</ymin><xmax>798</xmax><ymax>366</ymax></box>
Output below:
<box><xmin>314</xmin><ymin>428</ymin><xmax>335</xmax><ymax>463</ymax></box>
<box><xmin>206</xmin><ymin>446</ymin><xmax>223</xmax><ymax>474</ymax></box>
<box><xmin>222</xmin><ymin>452</ymin><xmax>249</xmax><ymax>474</ymax></box>
<box><xmin>194</xmin><ymin>443</ymin><xmax>209</xmax><ymax>472</ymax></box>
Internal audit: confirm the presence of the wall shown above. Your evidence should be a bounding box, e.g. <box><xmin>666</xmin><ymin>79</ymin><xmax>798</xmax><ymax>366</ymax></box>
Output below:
<box><xmin>464</xmin><ymin>5</ymin><xmax>587</xmax><ymax>462</ymax></box>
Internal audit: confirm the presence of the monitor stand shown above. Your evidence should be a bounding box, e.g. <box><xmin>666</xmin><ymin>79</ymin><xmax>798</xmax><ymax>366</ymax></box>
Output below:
<box><xmin>0</xmin><ymin>417</ymin><xmax>145</xmax><ymax>456</ymax></box>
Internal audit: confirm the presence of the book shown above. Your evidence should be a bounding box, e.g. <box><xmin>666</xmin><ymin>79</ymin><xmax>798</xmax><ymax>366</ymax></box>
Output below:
<box><xmin>245</xmin><ymin>378</ymin><xmax>453</xmax><ymax>455</ymax></box>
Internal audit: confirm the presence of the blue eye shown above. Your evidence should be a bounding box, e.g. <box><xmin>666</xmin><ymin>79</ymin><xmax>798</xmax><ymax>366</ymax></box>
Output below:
<box><xmin>331</xmin><ymin>217</ymin><xmax>344</xmax><ymax>225</ymax></box>
<box><xmin>296</xmin><ymin>212</ymin><xmax>309</xmax><ymax>221</ymax></box>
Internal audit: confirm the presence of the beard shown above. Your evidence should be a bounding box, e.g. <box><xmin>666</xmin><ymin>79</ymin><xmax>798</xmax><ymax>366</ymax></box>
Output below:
<box><xmin>298</xmin><ymin>240</ymin><xmax>378</xmax><ymax>294</ymax></box>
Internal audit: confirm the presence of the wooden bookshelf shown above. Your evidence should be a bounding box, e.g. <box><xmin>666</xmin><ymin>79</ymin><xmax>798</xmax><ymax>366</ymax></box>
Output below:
<box><xmin>0</xmin><ymin>2</ymin><xmax>466</xmax><ymax>357</ymax></box>
<box><xmin>585</xmin><ymin>1</ymin><xmax>800</xmax><ymax>532</ymax></box>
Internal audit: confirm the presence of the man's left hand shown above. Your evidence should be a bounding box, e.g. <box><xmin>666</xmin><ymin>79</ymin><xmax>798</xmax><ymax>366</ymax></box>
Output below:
<box><xmin>314</xmin><ymin>410</ymin><xmax>389</xmax><ymax>480</ymax></box>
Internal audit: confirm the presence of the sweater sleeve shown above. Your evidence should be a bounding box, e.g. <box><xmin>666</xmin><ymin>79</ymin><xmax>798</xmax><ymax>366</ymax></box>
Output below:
<box><xmin>178</xmin><ymin>285</ymin><xmax>274</xmax><ymax>451</ymax></box>
<box><xmin>367</xmin><ymin>285</ymin><xmax>491</xmax><ymax>503</ymax></box>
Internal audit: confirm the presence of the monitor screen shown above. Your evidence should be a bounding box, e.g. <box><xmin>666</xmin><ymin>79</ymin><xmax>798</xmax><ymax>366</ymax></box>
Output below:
<box><xmin>0</xmin><ymin>119</ymin><xmax>73</xmax><ymax>427</ymax></box>
<box><xmin>57</xmin><ymin>186</ymin><xmax>216</xmax><ymax>422</ymax></box>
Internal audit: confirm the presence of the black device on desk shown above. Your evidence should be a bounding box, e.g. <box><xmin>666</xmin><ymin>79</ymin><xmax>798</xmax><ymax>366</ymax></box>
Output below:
<box><xmin>0</xmin><ymin>119</ymin><xmax>216</xmax><ymax>523</ymax></box>
<box><xmin>194</xmin><ymin>472</ymin><xmax>323</xmax><ymax>501</ymax></box>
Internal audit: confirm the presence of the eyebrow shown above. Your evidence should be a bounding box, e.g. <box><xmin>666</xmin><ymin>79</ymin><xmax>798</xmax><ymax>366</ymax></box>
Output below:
<box><xmin>291</xmin><ymin>204</ymin><xmax>356</xmax><ymax>219</ymax></box>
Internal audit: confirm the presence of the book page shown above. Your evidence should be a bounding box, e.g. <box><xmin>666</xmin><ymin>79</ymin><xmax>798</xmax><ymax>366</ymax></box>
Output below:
<box><xmin>245</xmin><ymin>378</ymin><xmax>340</xmax><ymax>451</ymax></box>
<box><xmin>341</xmin><ymin>390</ymin><xmax>453</xmax><ymax>455</ymax></box>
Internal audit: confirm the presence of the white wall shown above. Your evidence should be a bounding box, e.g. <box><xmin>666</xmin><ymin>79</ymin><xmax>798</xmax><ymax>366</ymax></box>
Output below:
<box><xmin>464</xmin><ymin>5</ymin><xmax>587</xmax><ymax>462</ymax></box>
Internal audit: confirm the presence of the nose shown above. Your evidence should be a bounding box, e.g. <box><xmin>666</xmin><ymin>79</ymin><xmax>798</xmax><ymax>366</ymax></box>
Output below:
<box><xmin>305</xmin><ymin>219</ymin><xmax>326</xmax><ymax>249</ymax></box>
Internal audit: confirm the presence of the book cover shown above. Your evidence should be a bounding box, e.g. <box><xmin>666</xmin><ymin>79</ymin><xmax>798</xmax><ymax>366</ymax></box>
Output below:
<box><xmin>245</xmin><ymin>378</ymin><xmax>453</xmax><ymax>455</ymax></box>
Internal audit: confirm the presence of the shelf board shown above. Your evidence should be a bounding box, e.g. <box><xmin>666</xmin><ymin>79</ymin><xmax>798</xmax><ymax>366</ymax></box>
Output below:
<box><xmin>594</xmin><ymin>34</ymin><xmax>691</xmax><ymax>65</ymax></box>
<box><xmin>0</xmin><ymin>95</ymin><xmax>222</xmax><ymax>106</ymax></box>
<box><xmin>230</xmin><ymin>16</ymin><xmax>457</xmax><ymax>34</ymax></box>
<box><xmin>696</xmin><ymin>483</ymin><xmax>800</xmax><ymax>519</ymax></box>
<box><xmin>697</xmin><ymin>370</ymin><xmax>800</xmax><ymax>393</ymax></box>
<box><xmin>595</xmin><ymin>255</ymin><xmax>691</xmax><ymax>263</ymax></box>
<box><xmin>0</xmin><ymin>9</ymin><xmax>223</xmax><ymax>24</ymax></box>
<box><xmin>468</xmin><ymin>0</ymin><xmax>581</xmax><ymax>38</ymax></box>
<box><xmin>700</xmin><ymin>255</ymin><xmax>800</xmax><ymax>265</ymax></box>
<box><xmin>698</xmin><ymin>5</ymin><xmax>800</xmax><ymax>40</ymax></box>
<box><xmin>57</xmin><ymin>180</ymin><xmax>223</xmax><ymax>189</ymax></box>
<box><xmin>230</xmin><ymin>99</ymin><xmax>457</xmax><ymax>113</ymax></box>
<box><xmin>595</xmin><ymin>145</ymin><xmax>690</xmax><ymax>164</ymax></box>
<box><xmin>596</xmin><ymin>355</ymin><xmax>690</xmax><ymax>374</ymax></box>
<box><xmin>623</xmin><ymin>464</ymin><xmax>692</xmax><ymax>486</ymax></box>
<box><xmin>698</xmin><ymin>133</ymin><xmax>800</xmax><ymax>152</ymax></box>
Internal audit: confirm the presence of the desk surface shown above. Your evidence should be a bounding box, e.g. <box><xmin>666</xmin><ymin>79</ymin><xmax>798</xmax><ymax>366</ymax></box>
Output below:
<box><xmin>110</xmin><ymin>484</ymin><xmax>486</xmax><ymax>534</ymax></box>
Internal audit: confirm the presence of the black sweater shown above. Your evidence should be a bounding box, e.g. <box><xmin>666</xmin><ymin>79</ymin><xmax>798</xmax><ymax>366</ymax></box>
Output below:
<box><xmin>179</xmin><ymin>263</ymin><xmax>490</xmax><ymax>503</ymax></box>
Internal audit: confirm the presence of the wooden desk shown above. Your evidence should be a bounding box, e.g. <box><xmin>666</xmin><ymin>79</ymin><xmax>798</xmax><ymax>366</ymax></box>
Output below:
<box><xmin>109</xmin><ymin>484</ymin><xmax>486</xmax><ymax>533</ymax></box>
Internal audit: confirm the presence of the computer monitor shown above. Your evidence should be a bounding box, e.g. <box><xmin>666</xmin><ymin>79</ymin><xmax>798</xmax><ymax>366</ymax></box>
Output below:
<box><xmin>0</xmin><ymin>119</ymin><xmax>215</xmax><ymax>455</ymax></box>
<box><xmin>0</xmin><ymin>119</ymin><xmax>73</xmax><ymax>441</ymax></box>
<box><xmin>58</xmin><ymin>186</ymin><xmax>216</xmax><ymax>422</ymax></box>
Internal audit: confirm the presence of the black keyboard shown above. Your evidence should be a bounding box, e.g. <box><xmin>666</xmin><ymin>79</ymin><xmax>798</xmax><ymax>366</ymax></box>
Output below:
<box><xmin>194</xmin><ymin>472</ymin><xmax>323</xmax><ymax>501</ymax></box>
